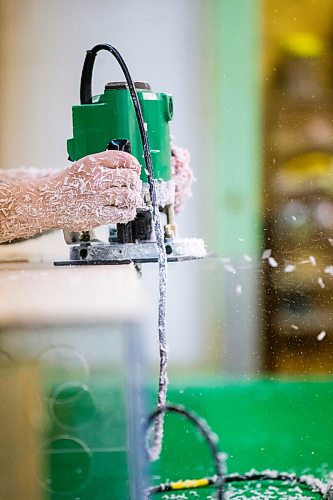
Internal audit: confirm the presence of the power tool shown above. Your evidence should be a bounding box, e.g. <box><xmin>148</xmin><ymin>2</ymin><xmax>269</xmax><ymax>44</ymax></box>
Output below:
<box><xmin>56</xmin><ymin>43</ymin><xmax>206</xmax><ymax>265</ymax></box>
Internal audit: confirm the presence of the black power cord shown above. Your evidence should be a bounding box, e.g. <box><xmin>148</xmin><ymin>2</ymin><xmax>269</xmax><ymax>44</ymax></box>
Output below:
<box><xmin>81</xmin><ymin>44</ymin><xmax>168</xmax><ymax>460</ymax></box>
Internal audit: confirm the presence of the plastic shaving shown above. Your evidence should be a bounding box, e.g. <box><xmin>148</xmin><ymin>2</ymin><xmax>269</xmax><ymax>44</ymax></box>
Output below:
<box><xmin>324</xmin><ymin>266</ymin><xmax>333</xmax><ymax>276</ymax></box>
<box><xmin>309</xmin><ymin>255</ymin><xmax>317</xmax><ymax>266</ymax></box>
<box><xmin>317</xmin><ymin>331</ymin><xmax>326</xmax><ymax>341</ymax></box>
<box><xmin>268</xmin><ymin>256</ymin><xmax>278</xmax><ymax>268</ymax></box>
<box><xmin>224</xmin><ymin>264</ymin><xmax>237</xmax><ymax>274</ymax></box>
<box><xmin>318</xmin><ymin>277</ymin><xmax>325</xmax><ymax>289</ymax></box>
<box><xmin>262</xmin><ymin>249</ymin><xmax>272</xmax><ymax>260</ymax></box>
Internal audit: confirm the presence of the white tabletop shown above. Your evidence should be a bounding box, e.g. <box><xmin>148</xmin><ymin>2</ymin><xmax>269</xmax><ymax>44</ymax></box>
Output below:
<box><xmin>0</xmin><ymin>232</ymin><xmax>147</xmax><ymax>326</ymax></box>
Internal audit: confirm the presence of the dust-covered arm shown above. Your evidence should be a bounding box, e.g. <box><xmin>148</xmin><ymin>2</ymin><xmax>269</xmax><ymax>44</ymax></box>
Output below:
<box><xmin>0</xmin><ymin>150</ymin><xmax>142</xmax><ymax>243</ymax></box>
<box><xmin>0</xmin><ymin>167</ymin><xmax>62</xmax><ymax>182</ymax></box>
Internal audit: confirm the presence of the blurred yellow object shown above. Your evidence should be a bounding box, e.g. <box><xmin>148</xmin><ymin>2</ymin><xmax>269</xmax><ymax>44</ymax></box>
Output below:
<box><xmin>0</xmin><ymin>364</ymin><xmax>42</xmax><ymax>500</ymax></box>
<box><xmin>281</xmin><ymin>32</ymin><xmax>324</xmax><ymax>58</ymax></box>
<box><xmin>281</xmin><ymin>151</ymin><xmax>333</xmax><ymax>177</ymax></box>
<box><xmin>276</xmin><ymin>152</ymin><xmax>333</xmax><ymax>193</ymax></box>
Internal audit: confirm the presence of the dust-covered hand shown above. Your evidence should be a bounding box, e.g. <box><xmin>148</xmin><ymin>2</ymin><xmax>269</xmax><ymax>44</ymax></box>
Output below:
<box><xmin>0</xmin><ymin>150</ymin><xmax>142</xmax><ymax>243</ymax></box>
<box><xmin>171</xmin><ymin>145</ymin><xmax>194</xmax><ymax>214</ymax></box>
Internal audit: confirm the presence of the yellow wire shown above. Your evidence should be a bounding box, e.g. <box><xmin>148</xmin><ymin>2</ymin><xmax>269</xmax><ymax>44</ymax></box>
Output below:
<box><xmin>171</xmin><ymin>478</ymin><xmax>210</xmax><ymax>490</ymax></box>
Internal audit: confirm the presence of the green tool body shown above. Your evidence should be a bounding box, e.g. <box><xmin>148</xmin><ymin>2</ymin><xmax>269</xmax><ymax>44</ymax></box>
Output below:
<box><xmin>56</xmin><ymin>43</ymin><xmax>207</xmax><ymax>265</ymax></box>
<box><xmin>67</xmin><ymin>82</ymin><xmax>174</xmax><ymax>183</ymax></box>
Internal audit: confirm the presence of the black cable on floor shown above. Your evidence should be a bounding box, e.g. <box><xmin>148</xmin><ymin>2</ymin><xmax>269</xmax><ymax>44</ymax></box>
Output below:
<box><xmin>145</xmin><ymin>404</ymin><xmax>225</xmax><ymax>499</ymax></box>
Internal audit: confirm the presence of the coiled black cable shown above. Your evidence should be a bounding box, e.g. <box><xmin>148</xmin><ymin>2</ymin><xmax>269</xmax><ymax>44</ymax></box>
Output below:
<box><xmin>145</xmin><ymin>404</ymin><xmax>225</xmax><ymax>499</ymax></box>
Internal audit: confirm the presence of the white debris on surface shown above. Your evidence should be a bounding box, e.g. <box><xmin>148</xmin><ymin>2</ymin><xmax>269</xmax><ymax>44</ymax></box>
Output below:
<box><xmin>243</xmin><ymin>254</ymin><xmax>252</xmax><ymax>262</ymax></box>
<box><xmin>268</xmin><ymin>256</ymin><xmax>278</xmax><ymax>268</ymax></box>
<box><xmin>262</xmin><ymin>249</ymin><xmax>272</xmax><ymax>260</ymax></box>
<box><xmin>329</xmin><ymin>237</ymin><xmax>333</xmax><ymax>246</ymax></box>
<box><xmin>236</xmin><ymin>284</ymin><xmax>242</xmax><ymax>295</ymax></box>
<box><xmin>291</xmin><ymin>324</ymin><xmax>299</xmax><ymax>330</ymax></box>
<box><xmin>285</xmin><ymin>264</ymin><xmax>296</xmax><ymax>273</ymax></box>
<box><xmin>318</xmin><ymin>277</ymin><xmax>325</xmax><ymax>289</ymax></box>
<box><xmin>317</xmin><ymin>330</ymin><xmax>327</xmax><ymax>341</ymax></box>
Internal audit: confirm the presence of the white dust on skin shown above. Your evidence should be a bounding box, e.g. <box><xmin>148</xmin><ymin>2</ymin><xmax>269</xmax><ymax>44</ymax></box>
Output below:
<box><xmin>0</xmin><ymin>150</ymin><xmax>142</xmax><ymax>243</ymax></box>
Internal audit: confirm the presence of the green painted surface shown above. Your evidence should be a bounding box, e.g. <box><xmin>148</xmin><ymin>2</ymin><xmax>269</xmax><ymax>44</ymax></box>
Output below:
<box><xmin>210</xmin><ymin>0</ymin><xmax>262</xmax><ymax>257</ymax></box>
<box><xmin>46</xmin><ymin>378</ymin><xmax>333</xmax><ymax>498</ymax></box>
<box><xmin>150</xmin><ymin>379</ymin><xmax>333</xmax><ymax>498</ymax></box>
<box><xmin>43</xmin><ymin>378</ymin><xmax>133</xmax><ymax>500</ymax></box>
<box><xmin>67</xmin><ymin>87</ymin><xmax>173</xmax><ymax>183</ymax></box>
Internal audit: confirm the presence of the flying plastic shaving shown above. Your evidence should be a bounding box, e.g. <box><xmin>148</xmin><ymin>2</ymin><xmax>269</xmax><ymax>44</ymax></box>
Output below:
<box><xmin>324</xmin><ymin>265</ymin><xmax>333</xmax><ymax>276</ymax></box>
<box><xmin>309</xmin><ymin>255</ymin><xmax>317</xmax><ymax>266</ymax></box>
<box><xmin>262</xmin><ymin>249</ymin><xmax>278</xmax><ymax>268</ymax></box>
<box><xmin>224</xmin><ymin>264</ymin><xmax>237</xmax><ymax>274</ymax></box>
<box><xmin>317</xmin><ymin>330</ymin><xmax>327</xmax><ymax>341</ymax></box>
<box><xmin>318</xmin><ymin>277</ymin><xmax>325</xmax><ymax>289</ymax></box>
<box><xmin>268</xmin><ymin>256</ymin><xmax>278</xmax><ymax>268</ymax></box>
<box><xmin>284</xmin><ymin>264</ymin><xmax>296</xmax><ymax>273</ymax></box>
<box><xmin>262</xmin><ymin>249</ymin><xmax>272</xmax><ymax>260</ymax></box>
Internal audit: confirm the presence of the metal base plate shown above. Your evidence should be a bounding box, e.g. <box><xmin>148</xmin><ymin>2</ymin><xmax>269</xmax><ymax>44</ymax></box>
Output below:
<box><xmin>54</xmin><ymin>239</ymin><xmax>207</xmax><ymax>266</ymax></box>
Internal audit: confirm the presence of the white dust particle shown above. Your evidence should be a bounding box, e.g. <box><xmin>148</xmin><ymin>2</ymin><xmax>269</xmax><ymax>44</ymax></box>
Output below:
<box><xmin>224</xmin><ymin>264</ymin><xmax>236</xmax><ymax>274</ymax></box>
<box><xmin>284</xmin><ymin>264</ymin><xmax>295</xmax><ymax>273</ymax></box>
<box><xmin>268</xmin><ymin>256</ymin><xmax>278</xmax><ymax>268</ymax></box>
<box><xmin>318</xmin><ymin>277</ymin><xmax>325</xmax><ymax>289</ymax></box>
<box><xmin>291</xmin><ymin>215</ymin><xmax>297</xmax><ymax>221</ymax></box>
<box><xmin>324</xmin><ymin>265</ymin><xmax>333</xmax><ymax>276</ymax></box>
<box><xmin>309</xmin><ymin>255</ymin><xmax>316</xmax><ymax>266</ymax></box>
<box><xmin>262</xmin><ymin>249</ymin><xmax>272</xmax><ymax>260</ymax></box>
<box><xmin>243</xmin><ymin>254</ymin><xmax>252</xmax><ymax>262</ymax></box>
<box><xmin>236</xmin><ymin>284</ymin><xmax>242</xmax><ymax>295</ymax></box>
<box><xmin>220</xmin><ymin>257</ymin><xmax>231</xmax><ymax>264</ymax></box>
<box><xmin>291</xmin><ymin>324</ymin><xmax>299</xmax><ymax>330</ymax></box>
<box><xmin>317</xmin><ymin>330</ymin><xmax>326</xmax><ymax>341</ymax></box>
<box><xmin>238</xmin><ymin>237</ymin><xmax>245</xmax><ymax>242</ymax></box>
<box><xmin>329</xmin><ymin>238</ymin><xmax>333</xmax><ymax>246</ymax></box>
